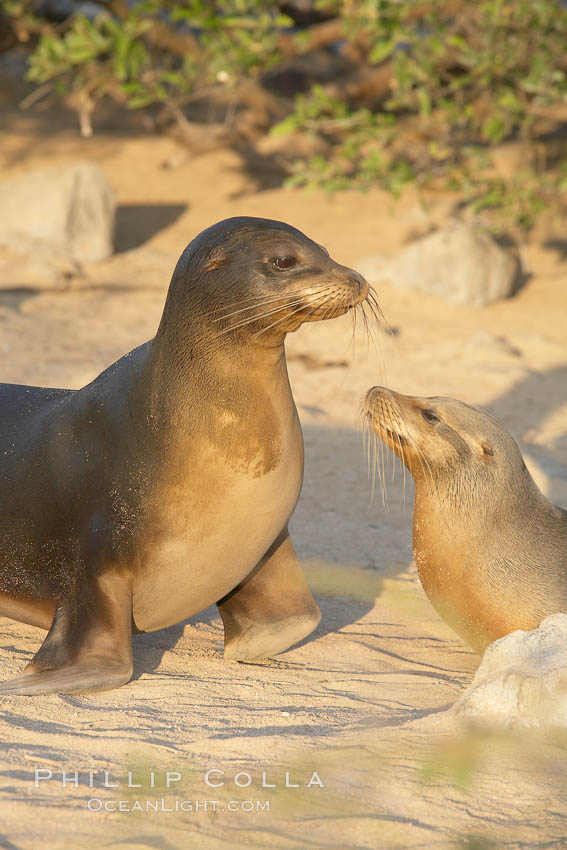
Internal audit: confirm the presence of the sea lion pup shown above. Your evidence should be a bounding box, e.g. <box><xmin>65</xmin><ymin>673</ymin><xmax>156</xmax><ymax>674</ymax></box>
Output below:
<box><xmin>0</xmin><ymin>216</ymin><xmax>371</xmax><ymax>695</ymax></box>
<box><xmin>364</xmin><ymin>387</ymin><xmax>567</xmax><ymax>652</ymax></box>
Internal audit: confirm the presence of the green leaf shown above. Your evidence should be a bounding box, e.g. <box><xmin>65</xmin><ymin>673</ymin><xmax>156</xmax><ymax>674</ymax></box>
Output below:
<box><xmin>416</xmin><ymin>88</ymin><xmax>431</xmax><ymax>116</ymax></box>
<box><xmin>271</xmin><ymin>115</ymin><xmax>300</xmax><ymax>136</ymax></box>
<box><xmin>482</xmin><ymin>115</ymin><xmax>507</xmax><ymax>143</ymax></box>
<box><xmin>369</xmin><ymin>38</ymin><xmax>396</xmax><ymax>64</ymax></box>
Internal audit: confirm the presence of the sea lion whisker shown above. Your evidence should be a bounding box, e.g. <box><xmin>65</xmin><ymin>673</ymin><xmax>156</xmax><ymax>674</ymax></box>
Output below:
<box><xmin>360</xmin><ymin>296</ymin><xmax>389</xmax><ymax>386</ymax></box>
<box><xmin>210</xmin><ymin>285</ymin><xmax>331</xmax><ymax>321</ymax></box>
<box><xmin>378</xmin><ymin>418</ymin><xmax>387</xmax><ymax>511</ymax></box>
<box><xmin>362</xmin><ymin>301</ymin><xmax>379</xmax><ymax>351</ymax></box>
<box><xmin>368</xmin><ymin>286</ymin><xmax>387</xmax><ymax>325</ymax></box>
<box><xmin>252</xmin><ymin>290</ymin><xmax>334</xmax><ymax>338</ymax></box>
<box><xmin>216</xmin><ymin>294</ymin><xmax>326</xmax><ymax>336</ymax></box>
<box><xmin>358</xmin><ymin>301</ymin><xmax>370</xmax><ymax>350</ymax></box>
<box><xmin>387</xmin><ymin>407</ymin><xmax>398</xmax><ymax>485</ymax></box>
<box><xmin>367</xmin><ymin>287</ymin><xmax>394</xmax><ymax>351</ymax></box>
<box><xmin>374</xmin><ymin>399</ymin><xmax>387</xmax><ymax>510</ymax></box>
<box><xmin>369</xmin><ymin>430</ymin><xmax>377</xmax><ymax>508</ymax></box>
<box><xmin>349</xmin><ymin>303</ymin><xmax>358</xmax><ymax>360</ymax></box>
<box><xmin>360</xmin><ymin>303</ymin><xmax>370</xmax><ymax>351</ymax></box>
<box><xmin>320</xmin><ymin>291</ymin><xmax>342</xmax><ymax>324</ymax></box>
<box><xmin>305</xmin><ymin>290</ymin><xmax>343</xmax><ymax>327</ymax></box>
<box><xmin>222</xmin><ymin>295</ymin><xmax>315</xmax><ymax>326</ymax></box>
<box><xmin>377</xmin><ymin>428</ymin><xmax>387</xmax><ymax>510</ymax></box>
<box><xmin>296</xmin><ymin>294</ymin><xmax>339</xmax><ymax>338</ymax></box>
<box><xmin>362</xmin><ymin>402</ymin><xmax>376</xmax><ymax>503</ymax></box>
<box><xmin>366</xmin><ymin>423</ymin><xmax>374</xmax><ymax>499</ymax></box>
<box><xmin>207</xmin><ymin>284</ymin><xmax>327</xmax><ymax>312</ymax></box>
<box><xmin>360</xmin><ymin>403</ymin><xmax>372</xmax><ymax>492</ymax></box>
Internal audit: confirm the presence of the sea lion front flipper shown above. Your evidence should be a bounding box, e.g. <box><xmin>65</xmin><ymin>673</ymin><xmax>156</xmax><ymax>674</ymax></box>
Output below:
<box><xmin>0</xmin><ymin>571</ymin><xmax>133</xmax><ymax>696</ymax></box>
<box><xmin>218</xmin><ymin>528</ymin><xmax>321</xmax><ymax>661</ymax></box>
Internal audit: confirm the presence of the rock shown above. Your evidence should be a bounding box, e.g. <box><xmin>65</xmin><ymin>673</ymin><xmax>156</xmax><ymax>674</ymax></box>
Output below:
<box><xmin>0</xmin><ymin>161</ymin><xmax>116</xmax><ymax>263</ymax></box>
<box><xmin>454</xmin><ymin>614</ymin><xmax>567</xmax><ymax>728</ymax></box>
<box><xmin>358</xmin><ymin>221</ymin><xmax>520</xmax><ymax>307</ymax></box>
<box><xmin>398</xmin><ymin>198</ymin><xmax>457</xmax><ymax>241</ymax></box>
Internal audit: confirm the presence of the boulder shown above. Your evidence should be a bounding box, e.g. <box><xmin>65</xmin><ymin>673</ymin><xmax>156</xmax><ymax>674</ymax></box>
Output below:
<box><xmin>358</xmin><ymin>221</ymin><xmax>520</xmax><ymax>307</ymax></box>
<box><xmin>0</xmin><ymin>161</ymin><xmax>115</xmax><ymax>263</ymax></box>
<box><xmin>454</xmin><ymin>614</ymin><xmax>567</xmax><ymax>728</ymax></box>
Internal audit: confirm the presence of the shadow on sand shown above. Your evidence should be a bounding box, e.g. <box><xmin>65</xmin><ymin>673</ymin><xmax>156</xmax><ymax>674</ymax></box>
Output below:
<box><xmin>114</xmin><ymin>203</ymin><xmax>188</xmax><ymax>253</ymax></box>
<box><xmin>485</xmin><ymin>362</ymin><xmax>567</xmax><ymax>507</ymax></box>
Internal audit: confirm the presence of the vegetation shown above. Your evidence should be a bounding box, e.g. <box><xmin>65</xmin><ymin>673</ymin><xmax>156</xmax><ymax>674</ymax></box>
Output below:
<box><xmin>2</xmin><ymin>0</ymin><xmax>567</xmax><ymax>231</ymax></box>
<box><xmin>1</xmin><ymin>0</ymin><xmax>291</xmax><ymax>135</ymax></box>
<box><xmin>275</xmin><ymin>0</ymin><xmax>567</xmax><ymax>231</ymax></box>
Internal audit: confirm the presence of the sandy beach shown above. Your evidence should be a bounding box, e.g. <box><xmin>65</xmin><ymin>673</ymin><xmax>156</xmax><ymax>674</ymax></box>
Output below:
<box><xmin>1</xmin><ymin>88</ymin><xmax>567</xmax><ymax>849</ymax></box>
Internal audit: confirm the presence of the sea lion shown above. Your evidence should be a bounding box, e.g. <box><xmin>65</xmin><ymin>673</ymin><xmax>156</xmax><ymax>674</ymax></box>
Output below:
<box><xmin>0</xmin><ymin>216</ymin><xmax>370</xmax><ymax>695</ymax></box>
<box><xmin>364</xmin><ymin>386</ymin><xmax>567</xmax><ymax>652</ymax></box>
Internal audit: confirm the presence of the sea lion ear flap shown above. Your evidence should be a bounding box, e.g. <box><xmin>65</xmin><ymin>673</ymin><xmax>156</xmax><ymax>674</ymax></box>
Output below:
<box><xmin>204</xmin><ymin>252</ymin><xmax>229</xmax><ymax>272</ymax></box>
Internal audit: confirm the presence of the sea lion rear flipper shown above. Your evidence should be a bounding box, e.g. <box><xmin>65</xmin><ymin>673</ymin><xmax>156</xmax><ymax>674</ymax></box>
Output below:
<box><xmin>0</xmin><ymin>571</ymin><xmax>133</xmax><ymax>696</ymax></box>
<box><xmin>218</xmin><ymin>527</ymin><xmax>321</xmax><ymax>661</ymax></box>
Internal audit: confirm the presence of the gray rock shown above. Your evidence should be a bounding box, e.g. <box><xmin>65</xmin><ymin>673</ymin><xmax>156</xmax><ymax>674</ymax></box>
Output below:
<box><xmin>0</xmin><ymin>161</ymin><xmax>115</xmax><ymax>263</ymax></box>
<box><xmin>358</xmin><ymin>221</ymin><xmax>520</xmax><ymax>307</ymax></box>
<box><xmin>454</xmin><ymin>614</ymin><xmax>567</xmax><ymax>728</ymax></box>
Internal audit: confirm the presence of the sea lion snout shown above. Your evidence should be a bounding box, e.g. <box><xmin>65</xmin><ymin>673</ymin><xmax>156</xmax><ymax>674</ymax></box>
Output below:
<box><xmin>365</xmin><ymin>385</ymin><xmax>397</xmax><ymax>406</ymax></box>
<box><xmin>343</xmin><ymin>268</ymin><xmax>368</xmax><ymax>303</ymax></box>
<box><xmin>364</xmin><ymin>387</ymin><xmax>409</xmax><ymax>442</ymax></box>
<box><xmin>363</xmin><ymin>387</ymin><xmax>444</xmax><ymax>473</ymax></box>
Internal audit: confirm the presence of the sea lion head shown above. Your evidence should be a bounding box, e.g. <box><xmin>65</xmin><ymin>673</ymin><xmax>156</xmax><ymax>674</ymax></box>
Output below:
<box><xmin>165</xmin><ymin>217</ymin><xmax>370</xmax><ymax>341</ymax></box>
<box><xmin>363</xmin><ymin>386</ymin><xmax>530</xmax><ymax>495</ymax></box>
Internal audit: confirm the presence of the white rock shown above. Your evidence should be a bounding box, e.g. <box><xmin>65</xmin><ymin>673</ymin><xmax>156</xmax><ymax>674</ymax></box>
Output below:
<box><xmin>358</xmin><ymin>221</ymin><xmax>519</xmax><ymax>307</ymax></box>
<box><xmin>0</xmin><ymin>161</ymin><xmax>115</xmax><ymax>263</ymax></box>
<box><xmin>454</xmin><ymin>614</ymin><xmax>567</xmax><ymax>728</ymax></box>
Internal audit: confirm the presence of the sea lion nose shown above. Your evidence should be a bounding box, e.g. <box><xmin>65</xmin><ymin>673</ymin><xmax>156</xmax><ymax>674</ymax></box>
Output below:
<box><xmin>366</xmin><ymin>385</ymin><xmax>390</xmax><ymax>406</ymax></box>
<box><xmin>350</xmin><ymin>269</ymin><xmax>366</xmax><ymax>291</ymax></box>
<box><xmin>345</xmin><ymin>268</ymin><xmax>368</xmax><ymax>299</ymax></box>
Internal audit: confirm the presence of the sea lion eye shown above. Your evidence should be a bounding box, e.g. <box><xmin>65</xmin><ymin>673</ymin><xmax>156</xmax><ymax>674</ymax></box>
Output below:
<box><xmin>272</xmin><ymin>256</ymin><xmax>297</xmax><ymax>271</ymax></box>
<box><xmin>482</xmin><ymin>442</ymin><xmax>494</xmax><ymax>456</ymax></box>
<box><xmin>421</xmin><ymin>409</ymin><xmax>440</xmax><ymax>424</ymax></box>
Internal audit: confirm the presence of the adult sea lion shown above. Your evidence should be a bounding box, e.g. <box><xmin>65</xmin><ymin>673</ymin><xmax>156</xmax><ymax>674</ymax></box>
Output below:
<box><xmin>364</xmin><ymin>387</ymin><xmax>567</xmax><ymax>652</ymax></box>
<box><xmin>0</xmin><ymin>216</ymin><xmax>370</xmax><ymax>694</ymax></box>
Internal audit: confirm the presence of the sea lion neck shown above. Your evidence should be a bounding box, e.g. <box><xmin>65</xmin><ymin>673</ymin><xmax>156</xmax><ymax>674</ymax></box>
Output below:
<box><xmin>139</xmin><ymin>324</ymin><xmax>289</xmax><ymax>428</ymax></box>
<box><xmin>413</xmin><ymin>460</ymin><xmax>548</xmax><ymax>540</ymax></box>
